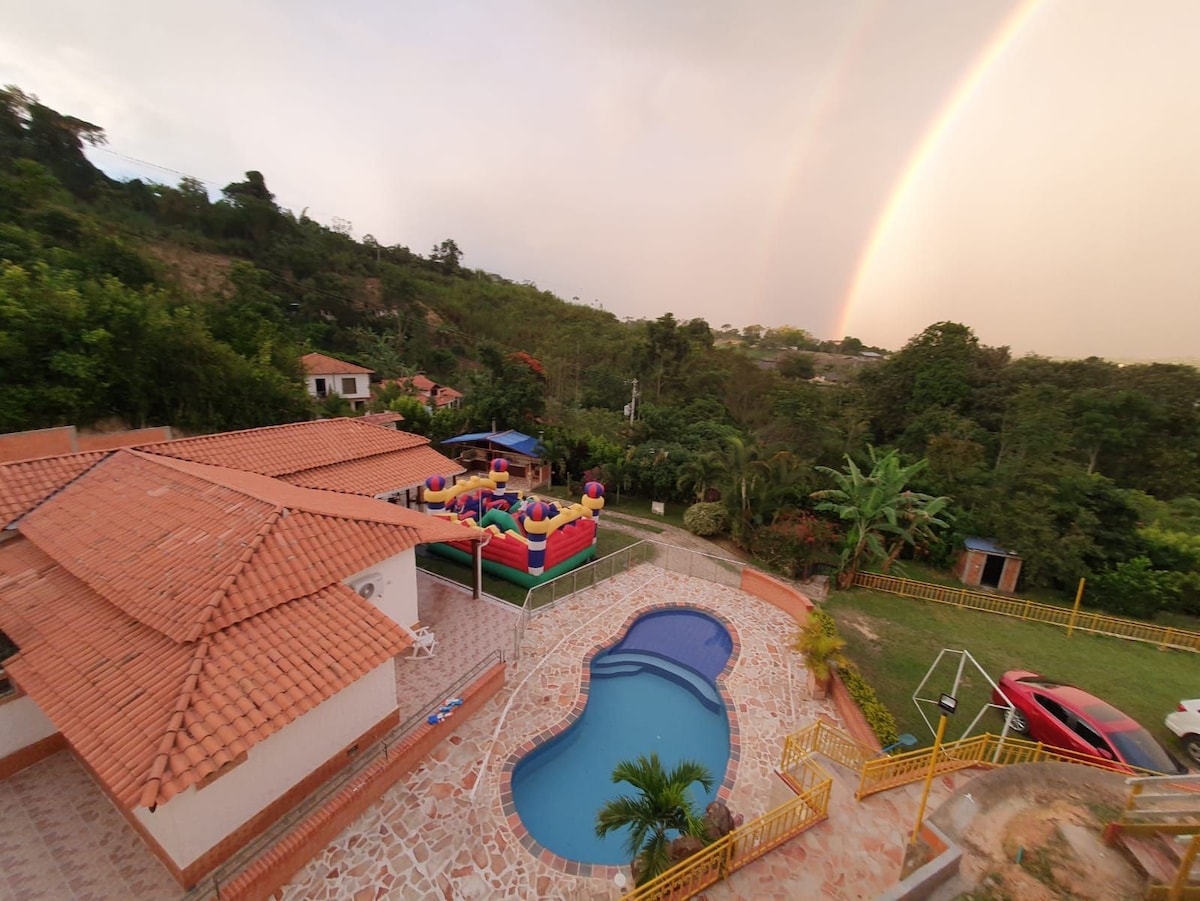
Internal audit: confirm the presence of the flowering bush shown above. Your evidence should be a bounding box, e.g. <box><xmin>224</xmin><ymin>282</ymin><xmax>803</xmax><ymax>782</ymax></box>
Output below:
<box><xmin>749</xmin><ymin>512</ymin><xmax>840</xmax><ymax>579</ymax></box>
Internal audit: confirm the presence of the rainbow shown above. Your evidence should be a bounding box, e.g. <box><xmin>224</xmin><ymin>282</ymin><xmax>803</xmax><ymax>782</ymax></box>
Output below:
<box><xmin>753</xmin><ymin>1</ymin><xmax>883</xmax><ymax>299</ymax></box>
<box><xmin>837</xmin><ymin>0</ymin><xmax>1044</xmax><ymax>342</ymax></box>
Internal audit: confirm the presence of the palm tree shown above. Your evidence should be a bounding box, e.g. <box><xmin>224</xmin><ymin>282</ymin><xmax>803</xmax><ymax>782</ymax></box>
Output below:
<box><xmin>595</xmin><ymin>752</ymin><xmax>715</xmax><ymax>886</ymax></box>
<box><xmin>791</xmin><ymin>621</ymin><xmax>848</xmax><ymax>698</ymax></box>
<box><xmin>316</xmin><ymin>391</ymin><xmax>353</xmax><ymax>418</ymax></box>
<box><xmin>812</xmin><ymin>446</ymin><xmax>953</xmax><ymax>589</ymax></box>
<box><xmin>676</xmin><ymin>452</ymin><xmax>722</xmax><ymax>503</ymax></box>
<box><xmin>603</xmin><ymin>453</ymin><xmax>635</xmax><ymax>505</ymax></box>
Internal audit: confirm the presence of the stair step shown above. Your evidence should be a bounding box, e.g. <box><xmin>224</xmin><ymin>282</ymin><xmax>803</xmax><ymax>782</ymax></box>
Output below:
<box><xmin>1117</xmin><ymin>833</ymin><xmax>1184</xmax><ymax>886</ymax></box>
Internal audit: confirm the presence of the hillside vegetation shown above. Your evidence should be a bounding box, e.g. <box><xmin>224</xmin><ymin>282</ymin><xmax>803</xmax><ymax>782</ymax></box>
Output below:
<box><xmin>2</xmin><ymin>85</ymin><xmax>1199</xmax><ymax>620</ymax></box>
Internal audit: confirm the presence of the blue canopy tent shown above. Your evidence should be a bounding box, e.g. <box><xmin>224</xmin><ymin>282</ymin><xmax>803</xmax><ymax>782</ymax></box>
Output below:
<box><xmin>441</xmin><ymin>430</ymin><xmax>548</xmax><ymax>485</ymax></box>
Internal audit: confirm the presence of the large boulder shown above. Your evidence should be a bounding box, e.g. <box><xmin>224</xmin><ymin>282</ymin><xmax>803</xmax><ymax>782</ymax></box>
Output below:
<box><xmin>703</xmin><ymin>801</ymin><xmax>738</xmax><ymax>840</ymax></box>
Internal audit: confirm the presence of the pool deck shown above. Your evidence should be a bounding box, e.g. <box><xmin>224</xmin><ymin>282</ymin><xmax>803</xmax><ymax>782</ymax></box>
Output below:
<box><xmin>281</xmin><ymin>563</ymin><xmax>972</xmax><ymax>900</ymax></box>
<box><xmin>0</xmin><ymin>562</ymin><xmax>972</xmax><ymax>900</ymax></box>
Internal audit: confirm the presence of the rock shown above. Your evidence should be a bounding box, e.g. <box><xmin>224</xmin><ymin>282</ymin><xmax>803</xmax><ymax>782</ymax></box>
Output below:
<box><xmin>631</xmin><ymin>856</ymin><xmax>647</xmax><ymax>886</ymax></box>
<box><xmin>668</xmin><ymin>834</ymin><xmax>705</xmax><ymax>863</ymax></box>
<box><xmin>704</xmin><ymin>801</ymin><xmax>737</xmax><ymax>840</ymax></box>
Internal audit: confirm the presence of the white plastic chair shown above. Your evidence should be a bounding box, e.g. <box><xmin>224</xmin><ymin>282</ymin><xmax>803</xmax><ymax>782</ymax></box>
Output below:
<box><xmin>405</xmin><ymin>623</ymin><xmax>437</xmax><ymax>658</ymax></box>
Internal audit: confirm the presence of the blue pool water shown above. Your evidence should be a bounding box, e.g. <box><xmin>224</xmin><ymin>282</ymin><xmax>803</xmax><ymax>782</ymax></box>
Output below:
<box><xmin>510</xmin><ymin>609</ymin><xmax>732</xmax><ymax>865</ymax></box>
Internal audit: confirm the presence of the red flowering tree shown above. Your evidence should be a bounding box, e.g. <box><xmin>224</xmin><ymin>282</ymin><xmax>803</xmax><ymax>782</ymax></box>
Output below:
<box><xmin>749</xmin><ymin>511</ymin><xmax>841</xmax><ymax>579</ymax></box>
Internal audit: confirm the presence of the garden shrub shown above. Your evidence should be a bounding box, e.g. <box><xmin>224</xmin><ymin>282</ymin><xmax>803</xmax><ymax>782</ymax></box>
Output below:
<box><xmin>810</xmin><ymin>607</ymin><xmax>900</xmax><ymax>746</ymax></box>
<box><xmin>683</xmin><ymin>502</ymin><xmax>729</xmax><ymax>537</ymax></box>
<box><xmin>840</xmin><ymin>665</ymin><xmax>900</xmax><ymax>748</ymax></box>
<box><xmin>748</xmin><ymin>512</ymin><xmax>839</xmax><ymax>579</ymax></box>
<box><xmin>1089</xmin><ymin>556</ymin><xmax>1173</xmax><ymax>620</ymax></box>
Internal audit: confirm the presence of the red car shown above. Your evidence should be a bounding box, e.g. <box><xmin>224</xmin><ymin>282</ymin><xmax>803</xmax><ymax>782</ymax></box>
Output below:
<box><xmin>992</xmin><ymin>670</ymin><xmax>1185</xmax><ymax>775</ymax></box>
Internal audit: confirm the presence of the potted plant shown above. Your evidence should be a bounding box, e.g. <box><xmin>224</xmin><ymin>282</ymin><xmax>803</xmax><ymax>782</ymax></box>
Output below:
<box><xmin>791</xmin><ymin>619</ymin><xmax>848</xmax><ymax>700</ymax></box>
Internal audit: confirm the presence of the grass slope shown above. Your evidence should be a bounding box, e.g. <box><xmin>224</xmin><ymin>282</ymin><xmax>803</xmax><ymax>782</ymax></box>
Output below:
<box><xmin>827</xmin><ymin>588</ymin><xmax>1200</xmax><ymax>756</ymax></box>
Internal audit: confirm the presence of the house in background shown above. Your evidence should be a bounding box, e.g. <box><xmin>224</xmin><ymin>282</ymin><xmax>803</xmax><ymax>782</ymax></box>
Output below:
<box><xmin>378</xmin><ymin>374</ymin><xmax>465</xmax><ymax>414</ymax></box>
<box><xmin>0</xmin><ymin>421</ymin><xmax>483</xmax><ymax>889</ymax></box>
<box><xmin>409</xmin><ymin>374</ymin><xmax>464</xmax><ymax>412</ymax></box>
<box><xmin>300</xmin><ymin>352</ymin><xmax>373</xmax><ymax>410</ymax></box>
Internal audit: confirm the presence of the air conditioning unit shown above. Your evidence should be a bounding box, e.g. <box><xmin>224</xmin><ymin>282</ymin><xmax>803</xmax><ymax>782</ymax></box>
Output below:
<box><xmin>351</xmin><ymin>574</ymin><xmax>381</xmax><ymax>600</ymax></box>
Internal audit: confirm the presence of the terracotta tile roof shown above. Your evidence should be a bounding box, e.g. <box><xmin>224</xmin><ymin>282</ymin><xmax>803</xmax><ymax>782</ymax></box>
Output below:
<box><xmin>0</xmin><ymin>539</ymin><xmax>412</xmax><ymax>809</ymax></box>
<box><xmin>300</xmin><ymin>352</ymin><xmax>373</xmax><ymax>376</ymax></box>
<box><xmin>280</xmin><ymin>445</ymin><xmax>463</xmax><ymax>496</ymax></box>
<box><xmin>359</xmin><ymin>411</ymin><xmax>405</xmax><ymax>427</ymax></box>
<box><xmin>19</xmin><ymin>450</ymin><xmax>477</xmax><ymax>644</ymax></box>
<box><xmin>0</xmin><ymin>420</ymin><xmax>484</xmax><ymax>812</ymax></box>
<box><xmin>137</xmin><ymin>418</ymin><xmax>428</xmax><ymax>477</ymax></box>
<box><xmin>0</xmin><ymin>451</ymin><xmax>107</xmax><ymax>528</ymax></box>
<box><xmin>406</xmin><ymin>375</ymin><xmax>464</xmax><ymax>407</ymax></box>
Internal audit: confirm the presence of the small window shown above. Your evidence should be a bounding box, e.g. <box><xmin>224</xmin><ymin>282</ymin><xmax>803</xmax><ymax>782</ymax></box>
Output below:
<box><xmin>1073</xmin><ymin>720</ymin><xmax>1112</xmax><ymax>755</ymax></box>
<box><xmin>1034</xmin><ymin>694</ymin><xmax>1069</xmax><ymax>724</ymax></box>
<box><xmin>0</xmin><ymin>630</ymin><xmax>17</xmax><ymax>698</ymax></box>
<box><xmin>314</xmin><ymin>377</ymin><xmax>327</xmax><ymax>397</ymax></box>
<box><xmin>341</xmin><ymin>377</ymin><xmax>357</xmax><ymax>394</ymax></box>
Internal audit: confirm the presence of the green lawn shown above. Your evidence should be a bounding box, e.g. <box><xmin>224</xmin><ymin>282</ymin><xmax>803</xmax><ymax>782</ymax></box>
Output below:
<box><xmin>825</xmin><ymin>587</ymin><xmax>1200</xmax><ymax>756</ymax></box>
<box><xmin>591</xmin><ymin>494</ymin><xmax>688</xmax><ymax>529</ymax></box>
<box><xmin>415</xmin><ymin>527</ymin><xmax>644</xmax><ymax>606</ymax></box>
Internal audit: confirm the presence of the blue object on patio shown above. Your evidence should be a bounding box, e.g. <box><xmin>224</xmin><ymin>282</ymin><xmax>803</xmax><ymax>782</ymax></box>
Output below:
<box><xmin>880</xmin><ymin>733</ymin><xmax>918</xmax><ymax>755</ymax></box>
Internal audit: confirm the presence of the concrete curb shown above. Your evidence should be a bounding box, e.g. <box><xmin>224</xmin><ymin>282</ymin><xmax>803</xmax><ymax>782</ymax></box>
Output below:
<box><xmin>872</xmin><ymin>822</ymin><xmax>962</xmax><ymax>901</ymax></box>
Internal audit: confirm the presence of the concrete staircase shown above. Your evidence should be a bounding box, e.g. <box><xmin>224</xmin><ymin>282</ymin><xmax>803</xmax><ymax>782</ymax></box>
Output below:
<box><xmin>1111</xmin><ymin>774</ymin><xmax>1200</xmax><ymax>899</ymax></box>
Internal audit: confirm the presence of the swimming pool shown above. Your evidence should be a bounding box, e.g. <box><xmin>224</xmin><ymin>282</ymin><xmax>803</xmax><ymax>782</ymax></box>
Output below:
<box><xmin>510</xmin><ymin>608</ymin><xmax>733</xmax><ymax>865</ymax></box>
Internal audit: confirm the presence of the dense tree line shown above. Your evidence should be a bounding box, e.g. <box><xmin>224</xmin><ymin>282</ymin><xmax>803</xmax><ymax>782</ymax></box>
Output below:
<box><xmin>2</xmin><ymin>87</ymin><xmax>1198</xmax><ymax>619</ymax></box>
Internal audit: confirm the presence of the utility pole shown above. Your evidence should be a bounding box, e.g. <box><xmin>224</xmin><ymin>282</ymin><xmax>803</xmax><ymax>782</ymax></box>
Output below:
<box><xmin>629</xmin><ymin>378</ymin><xmax>639</xmax><ymax>424</ymax></box>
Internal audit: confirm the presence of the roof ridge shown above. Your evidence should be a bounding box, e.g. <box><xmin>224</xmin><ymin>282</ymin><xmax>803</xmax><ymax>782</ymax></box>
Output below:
<box><xmin>140</xmin><ymin>638</ymin><xmax>211</xmax><ymax>811</ymax></box>
<box><xmin>5</xmin><ymin>451</ymin><xmax>112</xmax><ymax>528</ymax></box>
<box><xmin>187</xmin><ymin>507</ymin><xmax>283</xmax><ymax>642</ymax></box>
<box><xmin>282</xmin><ymin>435</ymin><xmax>431</xmax><ymax>478</ymax></box>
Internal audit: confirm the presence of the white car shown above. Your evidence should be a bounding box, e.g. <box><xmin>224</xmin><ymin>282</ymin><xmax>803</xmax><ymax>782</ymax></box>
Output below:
<box><xmin>1165</xmin><ymin>700</ymin><xmax>1200</xmax><ymax>765</ymax></box>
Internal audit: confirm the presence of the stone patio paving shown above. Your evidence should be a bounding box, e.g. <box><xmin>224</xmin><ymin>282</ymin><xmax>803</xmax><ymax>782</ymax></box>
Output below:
<box><xmin>280</xmin><ymin>564</ymin><xmax>972</xmax><ymax>900</ymax></box>
<box><xmin>0</xmin><ymin>562</ymin><xmax>972</xmax><ymax>901</ymax></box>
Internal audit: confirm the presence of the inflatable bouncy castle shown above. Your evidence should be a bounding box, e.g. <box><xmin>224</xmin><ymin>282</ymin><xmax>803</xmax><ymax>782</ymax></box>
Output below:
<box><xmin>423</xmin><ymin>459</ymin><xmax>605</xmax><ymax>588</ymax></box>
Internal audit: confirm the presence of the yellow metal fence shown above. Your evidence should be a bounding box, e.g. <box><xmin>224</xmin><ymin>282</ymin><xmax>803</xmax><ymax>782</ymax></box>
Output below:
<box><xmin>621</xmin><ymin>752</ymin><xmax>832</xmax><ymax>900</ymax></box>
<box><xmin>782</xmin><ymin>719</ymin><xmax>872</xmax><ymax>775</ymax></box>
<box><xmin>782</xmin><ymin>720</ymin><xmax>1168</xmax><ymax>801</ymax></box>
<box><xmin>853</xmin><ymin>572</ymin><xmax>1200</xmax><ymax>653</ymax></box>
<box><xmin>856</xmin><ymin>732</ymin><xmax>1168</xmax><ymax>799</ymax></box>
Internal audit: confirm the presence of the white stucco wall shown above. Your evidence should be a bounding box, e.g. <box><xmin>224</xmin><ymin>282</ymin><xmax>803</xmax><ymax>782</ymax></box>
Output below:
<box><xmin>304</xmin><ymin>372</ymin><xmax>370</xmax><ymax>400</ymax></box>
<box><xmin>345</xmin><ymin>547</ymin><xmax>419</xmax><ymax>629</ymax></box>
<box><xmin>0</xmin><ymin>694</ymin><xmax>58</xmax><ymax>758</ymax></box>
<box><xmin>134</xmin><ymin>660</ymin><xmax>397</xmax><ymax>869</ymax></box>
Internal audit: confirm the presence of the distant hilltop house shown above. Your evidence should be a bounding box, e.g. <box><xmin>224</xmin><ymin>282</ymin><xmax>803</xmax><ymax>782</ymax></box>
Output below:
<box><xmin>379</xmin><ymin>374</ymin><xmax>464</xmax><ymax>413</ymax></box>
<box><xmin>300</xmin><ymin>352</ymin><xmax>373</xmax><ymax>410</ymax></box>
<box><xmin>0</xmin><ymin>419</ymin><xmax>485</xmax><ymax>889</ymax></box>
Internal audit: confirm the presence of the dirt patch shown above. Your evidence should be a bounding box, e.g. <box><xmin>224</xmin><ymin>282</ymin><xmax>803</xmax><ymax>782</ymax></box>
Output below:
<box><xmin>953</xmin><ymin>785</ymin><xmax>1140</xmax><ymax>900</ymax></box>
<box><xmin>141</xmin><ymin>241</ymin><xmax>234</xmax><ymax>298</ymax></box>
<box><xmin>841</xmin><ymin>613</ymin><xmax>881</xmax><ymax>643</ymax></box>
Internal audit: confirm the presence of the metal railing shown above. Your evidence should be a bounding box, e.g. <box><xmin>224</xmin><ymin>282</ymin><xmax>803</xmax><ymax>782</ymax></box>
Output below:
<box><xmin>512</xmin><ymin>541</ymin><xmax>748</xmax><ymax>661</ymax></box>
<box><xmin>853</xmin><ymin>572</ymin><xmax>1200</xmax><ymax>653</ymax></box>
<box><xmin>184</xmin><ymin>649</ymin><xmax>503</xmax><ymax>900</ymax></box>
<box><xmin>781</xmin><ymin>719</ymin><xmax>873</xmax><ymax>775</ymax></box>
<box><xmin>855</xmin><ymin>731</ymin><xmax>1170</xmax><ymax>799</ymax></box>
<box><xmin>621</xmin><ymin>753</ymin><xmax>831</xmax><ymax>900</ymax></box>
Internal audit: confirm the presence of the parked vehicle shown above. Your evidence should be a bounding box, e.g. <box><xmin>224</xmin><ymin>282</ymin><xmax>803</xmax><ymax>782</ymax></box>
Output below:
<box><xmin>992</xmin><ymin>670</ymin><xmax>1185</xmax><ymax>774</ymax></box>
<box><xmin>1165</xmin><ymin>699</ymin><xmax>1200</xmax><ymax>764</ymax></box>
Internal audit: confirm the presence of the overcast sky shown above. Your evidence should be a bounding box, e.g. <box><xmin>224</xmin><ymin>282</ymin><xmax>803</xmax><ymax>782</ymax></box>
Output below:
<box><xmin>3</xmin><ymin>0</ymin><xmax>1198</xmax><ymax>361</ymax></box>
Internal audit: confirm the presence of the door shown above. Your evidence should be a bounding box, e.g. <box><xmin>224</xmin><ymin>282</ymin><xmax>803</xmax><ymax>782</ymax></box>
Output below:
<box><xmin>981</xmin><ymin>554</ymin><xmax>1005</xmax><ymax>588</ymax></box>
